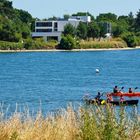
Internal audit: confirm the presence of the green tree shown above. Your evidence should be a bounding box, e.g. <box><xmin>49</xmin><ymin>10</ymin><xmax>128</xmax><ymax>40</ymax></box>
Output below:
<box><xmin>59</xmin><ymin>35</ymin><xmax>76</xmax><ymax>50</ymax></box>
<box><xmin>98</xmin><ymin>22</ymin><xmax>111</xmax><ymax>37</ymax></box>
<box><xmin>63</xmin><ymin>23</ymin><xmax>76</xmax><ymax>37</ymax></box>
<box><xmin>135</xmin><ymin>9</ymin><xmax>140</xmax><ymax>32</ymax></box>
<box><xmin>112</xmin><ymin>20</ymin><xmax>129</xmax><ymax>37</ymax></box>
<box><xmin>63</xmin><ymin>14</ymin><xmax>70</xmax><ymax>20</ymax></box>
<box><xmin>76</xmin><ymin>22</ymin><xmax>87</xmax><ymax>39</ymax></box>
<box><xmin>96</xmin><ymin>13</ymin><xmax>117</xmax><ymax>22</ymax></box>
<box><xmin>121</xmin><ymin>32</ymin><xmax>138</xmax><ymax>47</ymax></box>
<box><xmin>0</xmin><ymin>0</ymin><xmax>32</xmax><ymax>42</ymax></box>
<box><xmin>87</xmin><ymin>22</ymin><xmax>100</xmax><ymax>38</ymax></box>
<box><xmin>16</xmin><ymin>9</ymin><xmax>32</xmax><ymax>23</ymax></box>
<box><xmin>128</xmin><ymin>12</ymin><xmax>135</xmax><ymax>26</ymax></box>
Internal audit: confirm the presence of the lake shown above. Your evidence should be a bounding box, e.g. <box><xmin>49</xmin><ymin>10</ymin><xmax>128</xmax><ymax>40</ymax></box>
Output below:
<box><xmin>0</xmin><ymin>49</ymin><xmax>140</xmax><ymax>115</ymax></box>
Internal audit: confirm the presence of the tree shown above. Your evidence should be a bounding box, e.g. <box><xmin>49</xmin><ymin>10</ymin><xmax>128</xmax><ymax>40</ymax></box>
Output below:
<box><xmin>63</xmin><ymin>23</ymin><xmax>76</xmax><ymax>37</ymax></box>
<box><xmin>128</xmin><ymin>12</ymin><xmax>135</xmax><ymax>26</ymax></box>
<box><xmin>135</xmin><ymin>9</ymin><xmax>140</xmax><ymax>32</ymax></box>
<box><xmin>87</xmin><ymin>22</ymin><xmax>100</xmax><ymax>38</ymax></box>
<box><xmin>76</xmin><ymin>22</ymin><xmax>87</xmax><ymax>39</ymax></box>
<box><xmin>59</xmin><ymin>35</ymin><xmax>76</xmax><ymax>50</ymax></box>
<box><xmin>16</xmin><ymin>9</ymin><xmax>32</xmax><ymax>23</ymax></box>
<box><xmin>121</xmin><ymin>32</ymin><xmax>138</xmax><ymax>47</ymax></box>
<box><xmin>98</xmin><ymin>22</ymin><xmax>111</xmax><ymax>37</ymax></box>
<box><xmin>112</xmin><ymin>20</ymin><xmax>129</xmax><ymax>37</ymax></box>
<box><xmin>96</xmin><ymin>13</ymin><xmax>117</xmax><ymax>22</ymax></box>
<box><xmin>63</xmin><ymin>14</ymin><xmax>70</xmax><ymax>20</ymax></box>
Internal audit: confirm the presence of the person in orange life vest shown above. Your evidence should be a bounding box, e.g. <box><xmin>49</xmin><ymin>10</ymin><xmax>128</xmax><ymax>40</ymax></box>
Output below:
<box><xmin>107</xmin><ymin>94</ymin><xmax>113</xmax><ymax>103</ymax></box>
<box><xmin>128</xmin><ymin>88</ymin><xmax>133</xmax><ymax>93</ymax></box>
<box><xmin>113</xmin><ymin>86</ymin><xmax>119</xmax><ymax>93</ymax></box>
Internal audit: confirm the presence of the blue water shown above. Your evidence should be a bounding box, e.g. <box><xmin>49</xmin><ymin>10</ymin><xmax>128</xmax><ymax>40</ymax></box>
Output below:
<box><xmin>0</xmin><ymin>49</ymin><xmax>140</xmax><ymax>115</ymax></box>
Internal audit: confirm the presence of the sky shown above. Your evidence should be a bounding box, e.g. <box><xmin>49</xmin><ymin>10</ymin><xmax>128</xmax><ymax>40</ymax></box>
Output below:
<box><xmin>11</xmin><ymin>0</ymin><xmax>140</xmax><ymax>19</ymax></box>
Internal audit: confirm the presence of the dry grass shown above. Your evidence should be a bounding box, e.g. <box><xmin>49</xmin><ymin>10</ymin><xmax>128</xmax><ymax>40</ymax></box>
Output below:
<box><xmin>0</xmin><ymin>104</ymin><xmax>139</xmax><ymax>140</ymax></box>
<box><xmin>79</xmin><ymin>38</ymin><xmax>127</xmax><ymax>49</ymax></box>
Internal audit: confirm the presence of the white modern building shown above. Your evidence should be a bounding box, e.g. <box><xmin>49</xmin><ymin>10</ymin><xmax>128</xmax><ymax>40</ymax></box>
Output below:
<box><xmin>32</xmin><ymin>16</ymin><xmax>91</xmax><ymax>42</ymax></box>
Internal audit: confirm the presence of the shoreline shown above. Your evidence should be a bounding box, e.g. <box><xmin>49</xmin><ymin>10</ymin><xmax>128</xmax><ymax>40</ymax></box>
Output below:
<box><xmin>0</xmin><ymin>46</ymin><xmax>140</xmax><ymax>53</ymax></box>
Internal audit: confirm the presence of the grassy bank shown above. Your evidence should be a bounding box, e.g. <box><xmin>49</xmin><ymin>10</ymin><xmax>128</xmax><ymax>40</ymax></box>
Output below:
<box><xmin>0</xmin><ymin>38</ymin><xmax>129</xmax><ymax>51</ymax></box>
<box><xmin>0</xmin><ymin>105</ymin><xmax>139</xmax><ymax>140</ymax></box>
<box><xmin>0</xmin><ymin>39</ymin><xmax>58</xmax><ymax>50</ymax></box>
<box><xmin>79</xmin><ymin>39</ymin><xmax>128</xmax><ymax>49</ymax></box>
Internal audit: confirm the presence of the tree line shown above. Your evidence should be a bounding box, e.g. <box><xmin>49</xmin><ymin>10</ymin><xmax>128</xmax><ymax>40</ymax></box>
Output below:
<box><xmin>0</xmin><ymin>0</ymin><xmax>140</xmax><ymax>50</ymax></box>
<box><xmin>59</xmin><ymin>12</ymin><xmax>140</xmax><ymax>49</ymax></box>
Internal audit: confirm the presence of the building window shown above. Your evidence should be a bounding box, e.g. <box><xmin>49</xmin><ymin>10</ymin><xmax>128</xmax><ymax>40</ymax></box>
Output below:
<box><xmin>54</xmin><ymin>22</ymin><xmax>58</xmax><ymax>28</ymax></box>
<box><xmin>36</xmin><ymin>22</ymin><xmax>52</xmax><ymax>27</ymax></box>
<box><xmin>36</xmin><ymin>29</ymin><xmax>52</xmax><ymax>32</ymax></box>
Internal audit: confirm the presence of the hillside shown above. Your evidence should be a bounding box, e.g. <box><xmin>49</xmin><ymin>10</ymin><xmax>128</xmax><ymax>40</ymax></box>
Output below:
<box><xmin>0</xmin><ymin>0</ymin><xmax>34</xmax><ymax>42</ymax></box>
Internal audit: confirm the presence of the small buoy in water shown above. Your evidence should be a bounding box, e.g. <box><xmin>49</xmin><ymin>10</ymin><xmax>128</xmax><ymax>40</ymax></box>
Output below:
<box><xmin>95</xmin><ymin>69</ymin><xmax>99</xmax><ymax>73</ymax></box>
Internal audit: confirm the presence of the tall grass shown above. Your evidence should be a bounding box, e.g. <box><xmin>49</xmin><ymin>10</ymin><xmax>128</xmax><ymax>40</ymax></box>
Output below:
<box><xmin>79</xmin><ymin>39</ymin><xmax>128</xmax><ymax>49</ymax></box>
<box><xmin>0</xmin><ymin>104</ymin><xmax>139</xmax><ymax>140</ymax></box>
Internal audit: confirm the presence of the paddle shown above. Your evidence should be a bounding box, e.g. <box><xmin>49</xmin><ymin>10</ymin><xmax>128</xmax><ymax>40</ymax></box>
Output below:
<box><xmin>119</xmin><ymin>86</ymin><xmax>124</xmax><ymax>92</ymax></box>
<box><xmin>133</xmin><ymin>87</ymin><xmax>138</xmax><ymax>93</ymax></box>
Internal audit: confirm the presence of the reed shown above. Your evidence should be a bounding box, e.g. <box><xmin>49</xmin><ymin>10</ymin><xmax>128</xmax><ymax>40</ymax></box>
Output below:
<box><xmin>0</xmin><ymin>104</ymin><xmax>139</xmax><ymax>140</ymax></box>
<box><xmin>79</xmin><ymin>39</ymin><xmax>127</xmax><ymax>49</ymax></box>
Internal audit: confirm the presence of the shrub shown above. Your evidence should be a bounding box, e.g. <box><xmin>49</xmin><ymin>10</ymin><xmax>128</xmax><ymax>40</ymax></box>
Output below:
<box><xmin>58</xmin><ymin>35</ymin><xmax>76</xmax><ymax>50</ymax></box>
<box><xmin>121</xmin><ymin>32</ymin><xmax>138</xmax><ymax>47</ymax></box>
<box><xmin>23</xmin><ymin>38</ymin><xmax>58</xmax><ymax>50</ymax></box>
<box><xmin>0</xmin><ymin>41</ymin><xmax>23</xmax><ymax>50</ymax></box>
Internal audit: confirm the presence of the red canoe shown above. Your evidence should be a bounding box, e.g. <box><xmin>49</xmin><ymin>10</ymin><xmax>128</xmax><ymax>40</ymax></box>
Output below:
<box><xmin>108</xmin><ymin>92</ymin><xmax>140</xmax><ymax>97</ymax></box>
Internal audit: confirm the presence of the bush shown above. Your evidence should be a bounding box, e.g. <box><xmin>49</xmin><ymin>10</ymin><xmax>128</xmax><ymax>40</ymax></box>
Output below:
<box><xmin>0</xmin><ymin>41</ymin><xmax>23</xmax><ymax>50</ymax></box>
<box><xmin>58</xmin><ymin>35</ymin><xmax>76</xmax><ymax>50</ymax></box>
<box><xmin>121</xmin><ymin>33</ymin><xmax>138</xmax><ymax>47</ymax></box>
<box><xmin>23</xmin><ymin>38</ymin><xmax>58</xmax><ymax>50</ymax></box>
<box><xmin>136</xmin><ymin>36</ymin><xmax>140</xmax><ymax>46</ymax></box>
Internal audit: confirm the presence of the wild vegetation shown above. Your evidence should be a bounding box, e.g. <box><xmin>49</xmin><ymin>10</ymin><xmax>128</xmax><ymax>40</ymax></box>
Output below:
<box><xmin>0</xmin><ymin>0</ymin><xmax>140</xmax><ymax>50</ymax></box>
<box><xmin>0</xmin><ymin>104</ymin><xmax>139</xmax><ymax>140</ymax></box>
<box><xmin>59</xmin><ymin>11</ymin><xmax>140</xmax><ymax>49</ymax></box>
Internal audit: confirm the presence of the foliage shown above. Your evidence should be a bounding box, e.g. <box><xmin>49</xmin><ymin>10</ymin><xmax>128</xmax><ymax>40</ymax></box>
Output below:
<box><xmin>135</xmin><ymin>9</ymin><xmax>140</xmax><ymax>32</ymax></box>
<box><xmin>76</xmin><ymin>22</ymin><xmax>87</xmax><ymax>39</ymax></box>
<box><xmin>63</xmin><ymin>14</ymin><xmax>70</xmax><ymax>20</ymax></box>
<box><xmin>0</xmin><ymin>105</ymin><xmax>139</xmax><ymax>140</ymax></box>
<box><xmin>121</xmin><ymin>32</ymin><xmax>138</xmax><ymax>47</ymax></box>
<box><xmin>112</xmin><ymin>21</ymin><xmax>129</xmax><ymax>37</ymax></box>
<box><xmin>0</xmin><ymin>38</ymin><xmax>58</xmax><ymax>50</ymax></box>
<box><xmin>79</xmin><ymin>39</ymin><xmax>127</xmax><ymax>49</ymax></box>
<box><xmin>15</xmin><ymin>9</ymin><xmax>32</xmax><ymax>23</ymax></box>
<box><xmin>96</xmin><ymin>13</ymin><xmax>117</xmax><ymax>22</ymax></box>
<box><xmin>58</xmin><ymin>35</ymin><xmax>76</xmax><ymax>50</ymax></box>
<box><xmin>98</xmin><ymin>22</ymin><xmax>110</xmax><ymax>37</ymax></box>
<box><xmin>63</xmin><ymin>23</ymin><xmax>76</xmax><ymax>37</ymax></box>
<box><xmin>0</xmin><ymin>0</ymin><xmax>32</xmax><ymax>42</ymax></box>
<box><xmin>0</xmin><ymin>41</ymin><xmax>23</xmax><ymax>50</ymax></box>
<box><xmin>87</xmin><ymin>22</ymin><xmax>100</xmax><ymax>38</ymax></box>
<box><xmin>24</xmin><ymin>38</ymin><xmax>58</xmax><ymax>50</ymax></box>
<box><xmin>0</xmin><ymin>0</ymin><xmax>140</xmax><ymax>49</ymax></box>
